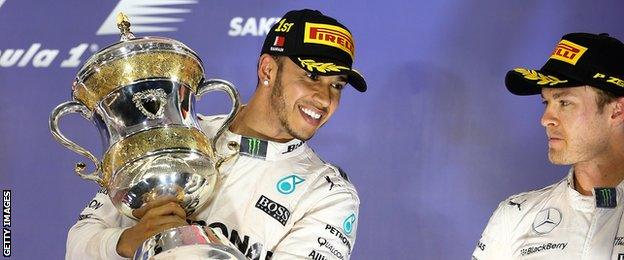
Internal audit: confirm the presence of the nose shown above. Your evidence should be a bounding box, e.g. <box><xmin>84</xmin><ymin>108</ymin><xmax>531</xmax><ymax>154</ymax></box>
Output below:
<box><xmin>540</xmin><ymin>107</ymin><xmax>558</xmax><ymax>128</ymax></box>
<box><xmin>313</xmin><ymin>84</ymin><xmax>332</xmax><ymax>108</ymax></box>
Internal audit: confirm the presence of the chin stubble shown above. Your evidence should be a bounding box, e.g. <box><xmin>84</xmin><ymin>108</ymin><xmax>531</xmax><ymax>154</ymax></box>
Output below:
<box><xmin>270</xmin><ymin>70</ymin><xmax>312</xmax><ymax>141</ymax></box>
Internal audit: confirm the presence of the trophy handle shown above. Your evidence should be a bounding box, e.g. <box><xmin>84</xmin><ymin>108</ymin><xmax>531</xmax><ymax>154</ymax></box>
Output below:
<box><xmin>49</xmin><ymin>101</ymin><xmax>103</xmax><ymax>185</ymax></box>
<box><xmin>197</xmin><ymin>79</ymin><xmax>241</xmax><ymax>157</ymax></box>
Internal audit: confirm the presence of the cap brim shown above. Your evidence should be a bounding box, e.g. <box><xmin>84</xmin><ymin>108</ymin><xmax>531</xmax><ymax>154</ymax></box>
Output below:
<box><xmin>505</xmin><ymin>68</ymin><xmax>582</xmax><ymax>95</ymax></box>
<box><xmin>345</xmin><ymin>69</ymin><xmax>367</xmax><ymax>92</ymax></box>
<box><xmin>288</xmin><ymin>56</ymin><xmax>367</xmax><ymax>92</ymax></box>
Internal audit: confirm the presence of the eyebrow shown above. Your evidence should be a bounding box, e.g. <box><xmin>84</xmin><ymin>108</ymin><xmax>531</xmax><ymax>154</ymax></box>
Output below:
<box><xmin>540</xmin><ymin>90</ymin><xmax>576</xmax><ymax>99</ymax></box>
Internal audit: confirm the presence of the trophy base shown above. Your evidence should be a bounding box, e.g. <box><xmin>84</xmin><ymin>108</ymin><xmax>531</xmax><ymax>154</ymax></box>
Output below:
<box><xmin>134</xmin><ymin>225</ymin><xmax>246</xmax><ymax>260</ymax></box>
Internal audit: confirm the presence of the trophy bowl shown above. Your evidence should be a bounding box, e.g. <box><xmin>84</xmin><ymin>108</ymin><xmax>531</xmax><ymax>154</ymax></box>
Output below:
<box><xmin>49</xmin><ymin>13</ymin><xmax>245</xmax><ymax>259</ymax></box>
<box><xmin>50</xmin><ymin>29</ymin><xmax>240</xmax><ymax>218</ymax></box>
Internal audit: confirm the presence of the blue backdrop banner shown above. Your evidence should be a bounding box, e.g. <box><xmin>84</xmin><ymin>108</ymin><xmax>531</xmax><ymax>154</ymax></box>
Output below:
<box><xmin>1</xmin><ymin>0</ymin><xmax>623</xmax><ymax>259</ymax></box>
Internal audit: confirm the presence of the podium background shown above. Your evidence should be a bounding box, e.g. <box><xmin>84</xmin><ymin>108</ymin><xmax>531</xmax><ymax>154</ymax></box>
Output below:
<box><xmin>1</xmin><ymin>0</ymin><xmax>623</xmax><ymax>259</ymax></box>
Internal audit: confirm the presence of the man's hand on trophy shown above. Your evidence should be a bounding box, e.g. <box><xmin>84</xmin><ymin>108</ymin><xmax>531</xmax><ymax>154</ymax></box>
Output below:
<box><xmin>116</xmin><ymin>197</ymin><xmax>188</xmax><ymax>257</ymax></box>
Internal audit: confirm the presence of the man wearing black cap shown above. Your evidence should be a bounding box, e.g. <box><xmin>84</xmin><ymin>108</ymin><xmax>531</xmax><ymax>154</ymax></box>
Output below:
<box><xmin>67</xmin><ymin>9</ymin><xmax>364</xmax><ymax>259</ymax></box>
<box><xmin>473</xmin><ymin>33</ymin><xmax>624</xmax><ymax>259</ymax></box>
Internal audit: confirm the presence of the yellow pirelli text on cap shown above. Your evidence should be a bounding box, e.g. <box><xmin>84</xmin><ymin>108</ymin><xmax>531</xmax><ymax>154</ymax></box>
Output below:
<box><xmin>304</xmin><ymin>22</ymin><xmax>355</xmax><ymax>59</ymax></box>
<box><xmin>549</xmin><ymin>39</ymin><xmax>588</xmax><ymax>65</ymax></box>
<box><xmin>593</xmin><ymin>73</ymin><xmax>624</xmax><ymax>87</ymax></box>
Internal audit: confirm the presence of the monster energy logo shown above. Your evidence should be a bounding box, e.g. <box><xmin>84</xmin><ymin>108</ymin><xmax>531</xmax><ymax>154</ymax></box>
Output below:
<box><xmin>248</xmin><ymin>138</ymin><xmax>260</xmax><ymax>155</ymax></box>
<box><xmin>240</xmin><ymin>136</ymin><xmax>268</xmax><ymax>159</ymax></box>
<box><xmin>595</xmin><ymin>187</ymin><xmax>616</xmax><ymax>208</ymax></box>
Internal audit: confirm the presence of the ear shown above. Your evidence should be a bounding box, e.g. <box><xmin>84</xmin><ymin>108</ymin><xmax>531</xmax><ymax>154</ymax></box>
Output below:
<box><xmin>610</xmin><ymin>97</ymin><xmax>624</xmax><ymax>123</ymax></box>
<box><xmin>257</xmin><ymin>54</ymin><xmax>277</xmax><ymax>87</ymax></box>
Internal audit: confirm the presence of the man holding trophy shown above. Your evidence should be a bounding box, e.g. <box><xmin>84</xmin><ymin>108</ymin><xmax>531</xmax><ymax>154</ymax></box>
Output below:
<box><xmin>60</xmin><ymin>9</ymin><xmax>366</xmax><ymax>259</ymax></box>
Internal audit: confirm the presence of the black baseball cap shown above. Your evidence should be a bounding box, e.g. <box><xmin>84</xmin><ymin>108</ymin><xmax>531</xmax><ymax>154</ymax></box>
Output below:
<box><xmin>261</xmin><ymin>9</ymin><xmax>367</xmax><ymax>92</ymax></box>
<box><xmin>505</xmin><ymin>33</ymin><xmax>624</xmax><ymax>96</ymax></box>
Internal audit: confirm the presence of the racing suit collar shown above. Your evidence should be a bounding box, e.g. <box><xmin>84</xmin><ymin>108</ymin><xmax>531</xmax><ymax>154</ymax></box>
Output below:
<box><xmin>217</xmin><ymin>129</ymin><xmax>308</xmax><ymax>161</ymax></box>
<box><xmin>565</xmin><ymin>167</ymin><xmax>624</xmax><ymax>211</ymax></box>
<box><xmin>565</xmin><ymin>168</ymin><xmax>596</xmax><ymax>212</ymax></box>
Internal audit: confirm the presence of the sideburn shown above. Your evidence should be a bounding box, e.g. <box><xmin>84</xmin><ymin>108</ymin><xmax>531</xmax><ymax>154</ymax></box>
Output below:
<box><xmin>269</xmin><ymin>63</ymin><xmax>290</xmax><ymax>131</ymax></box>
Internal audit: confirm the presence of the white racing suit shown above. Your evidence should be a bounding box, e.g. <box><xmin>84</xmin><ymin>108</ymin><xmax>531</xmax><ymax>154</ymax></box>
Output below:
<box><xmin>473</xmin><ymin>168</ymin><xmax>624</xmax><ymax>259</ymax></box>
<box><xmin>66</xmin><ymin>115</ymin><xmax>359</xmax><ymax>260</ymax></box>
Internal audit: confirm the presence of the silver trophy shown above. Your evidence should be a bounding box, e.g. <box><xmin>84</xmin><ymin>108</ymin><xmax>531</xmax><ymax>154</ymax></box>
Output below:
<box><xmin>50</xmin><ymin>13</ymin><xmax>245</xmax><ymax>259</ymax></box>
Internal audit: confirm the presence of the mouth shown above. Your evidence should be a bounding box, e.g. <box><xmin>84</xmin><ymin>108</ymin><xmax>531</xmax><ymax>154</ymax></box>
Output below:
<box><xmin>298</xmin><ymin>105</ymin><xmax>324</xmax><ymax>126</ymax></box>
<box><xmin>547</xmin><ymin>134</ymin><xmax>564</xmax><ymax>141</ymax></box>
<box><xmin>547</xmin><ymin>136</ymin><xmax>564</xmax><ymax>147</ymax></box>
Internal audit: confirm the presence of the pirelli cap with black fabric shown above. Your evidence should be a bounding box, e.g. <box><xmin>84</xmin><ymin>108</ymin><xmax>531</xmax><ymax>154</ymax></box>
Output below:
<box><xmin>261</xmin><ymin>9</ymin><xmax>367</xmax><ymax>92</ymax></box>
<box><xmin>505</xmin><ymin>33</ymin><xmax>624</xmax><ymax>96</ymax></box>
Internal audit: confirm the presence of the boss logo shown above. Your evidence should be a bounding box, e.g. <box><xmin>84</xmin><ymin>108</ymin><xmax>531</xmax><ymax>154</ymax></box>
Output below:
<box><xmin>255</xmin><ymin>195</ymin><xmax>290</xmax><ymax>226</ymax></box>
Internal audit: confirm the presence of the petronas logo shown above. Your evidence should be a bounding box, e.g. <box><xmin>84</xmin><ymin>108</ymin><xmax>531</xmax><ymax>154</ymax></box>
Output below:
<box><xmin>343</xmin><ymin>213</ymin><xmax>356</xmax><ymax>235</ymax></box>
<box><xmin>277</xmin><ymin>175</ymin><xmax>305</xmax><ymax>194</ymax></box>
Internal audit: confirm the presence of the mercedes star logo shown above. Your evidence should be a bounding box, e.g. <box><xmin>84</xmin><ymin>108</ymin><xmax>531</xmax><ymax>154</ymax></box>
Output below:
<box><xmin>532</xmin><ymin>207</ymin><xmax>562</xmax><ymax>234</ymax></box>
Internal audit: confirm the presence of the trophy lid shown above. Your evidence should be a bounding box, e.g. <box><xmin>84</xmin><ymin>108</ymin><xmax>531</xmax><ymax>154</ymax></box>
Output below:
<box><xmin>116</xmin><ymin>12</ymin><xmax>135</xmax><ymax>41</ymax></box>
<box><xmin>73</xmin><ymin>13</ymin><xmax>205</xmax><ymax>110</ymax></box>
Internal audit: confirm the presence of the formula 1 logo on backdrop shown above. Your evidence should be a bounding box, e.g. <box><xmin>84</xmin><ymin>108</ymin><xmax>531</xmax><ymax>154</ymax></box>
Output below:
<box><xmin>0</xmin><ymin>0</ymin><xmax>197</xmax><ymax>68</ymax></box>
<box><xmin>97</xmin><ymin>0</ymin><xmax>198</xmax><ymax>35</ymax></box>
<box><xmin>0</xmin><ymin>43</ymin><xmax>100</xmax><ymax>68</ymax></box>
<box><xmin>0</xmin><ymin>1</ymin><xmax>277</xmax><ymax>68</ymax></box>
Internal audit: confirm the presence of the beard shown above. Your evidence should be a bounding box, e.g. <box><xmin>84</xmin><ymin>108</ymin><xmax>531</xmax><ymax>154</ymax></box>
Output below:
<box><xmin>269</xmin><ymin>69</ymin><xmax>314</xmax><ymax>141</ymax></box>
<box><xmin>547</xmin><ymin>127</ymin><xmax>610</xmax><ymax>165</ymax></box>
<box><xmin>547</xmin><ymin>148</ymin><xmax>573</xmax><ymax>165</ymax></box>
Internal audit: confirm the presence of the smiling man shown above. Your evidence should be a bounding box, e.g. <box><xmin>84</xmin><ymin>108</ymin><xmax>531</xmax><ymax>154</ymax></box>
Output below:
<box><xmin>67</xmin><ymin>9</ymin><xmax>366</xmax><ymax>259</ymax></box>
<box><xmin>473</xmin><ymin>33</ymin><xmax>624</xmax><ymax>259</ymax></box>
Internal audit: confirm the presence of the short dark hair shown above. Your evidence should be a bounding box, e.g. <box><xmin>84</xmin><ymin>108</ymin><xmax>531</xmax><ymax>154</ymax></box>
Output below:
<box><xmin>594</xmin><ymin>87</ymin><xmax>618</xmax><ymax>113</ymax></box>
<box><xmin>272</xmin><ymin>55</ymin><xmax>285</xmax><ymax>69</ymax></box>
